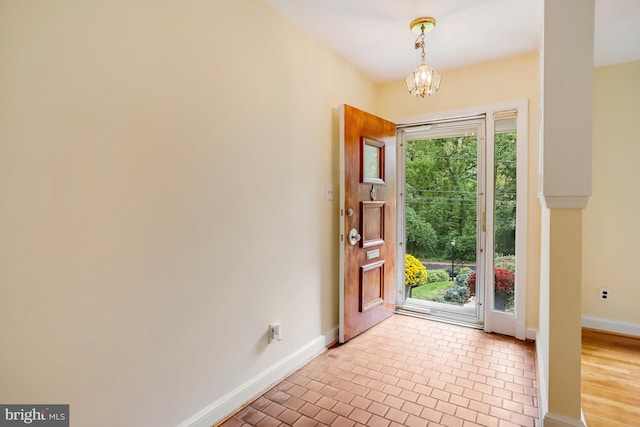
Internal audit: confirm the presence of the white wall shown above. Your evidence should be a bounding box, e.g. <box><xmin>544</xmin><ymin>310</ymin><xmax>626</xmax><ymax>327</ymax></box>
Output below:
<box><xmin>0</xmin><ymin>1</ymin><xmax>376</xmax><ymax>425</ymax></box>
<box><xmin>583</xmin><ymin>60</ymin><xmax>640</xmax><ymax>329</ymax></box>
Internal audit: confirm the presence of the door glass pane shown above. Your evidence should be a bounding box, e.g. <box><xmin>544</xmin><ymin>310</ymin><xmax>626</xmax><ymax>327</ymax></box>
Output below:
<box><xmin>405</xmin><ymin>125</ymin><xmax>478</xmax><ymax>309</ymax></box>
<box><xmin>493</xmin><ymin>116</ymin><xmax>517</xmax><ymax>313</ymax></box>
<box><xmin>363</xmin><ymin>143</ymin><xmax>380</xmax><ymax>180</ymax></box>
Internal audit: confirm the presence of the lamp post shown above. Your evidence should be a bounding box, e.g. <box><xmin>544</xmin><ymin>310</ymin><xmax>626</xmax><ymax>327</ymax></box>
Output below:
<box><xmin>450</xmin><ymin>238</ymin><xmax>456</xmax><ymax>280</ymax></box>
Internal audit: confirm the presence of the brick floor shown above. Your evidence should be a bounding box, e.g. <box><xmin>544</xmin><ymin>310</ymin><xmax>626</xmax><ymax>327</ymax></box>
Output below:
<box><xmin>220</xmin><ymin>315</ymin><xmax>538</xmax><ymax>426</ymax></box>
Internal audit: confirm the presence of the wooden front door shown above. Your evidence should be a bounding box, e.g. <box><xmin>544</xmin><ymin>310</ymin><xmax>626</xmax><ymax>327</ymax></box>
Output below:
<box><xmin>339</xmin><ymin>105</ymin><xmax>397</xmax><ymax>343</ymax></box>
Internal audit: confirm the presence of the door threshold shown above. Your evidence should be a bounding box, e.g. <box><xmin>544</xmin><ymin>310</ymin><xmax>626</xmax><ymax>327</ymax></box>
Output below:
<box><xmin>395</xmin><ymin>306</ymin><xmax>484</xmax><ymax>330</ymax></box>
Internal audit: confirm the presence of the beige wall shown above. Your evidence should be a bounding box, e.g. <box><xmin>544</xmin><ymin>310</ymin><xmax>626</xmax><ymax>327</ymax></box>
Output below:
<box><xmin>583</xmin><ymin>60</ymin><xmax>640</xmax><ymax>324</ymax></box>
<box><xmin>546</xmin><ymin>209</ymin><xmax>584</xmax><ymax>418</ymax></box>
<box><xmin>0</xmin><ymin>1</ymin><xmax>375</xmax><ymax>425</ymax></box>
<box><xmin>376</xmin><ymin>52</ymin><xmax>541</xmax><ymax>330</ymax></box>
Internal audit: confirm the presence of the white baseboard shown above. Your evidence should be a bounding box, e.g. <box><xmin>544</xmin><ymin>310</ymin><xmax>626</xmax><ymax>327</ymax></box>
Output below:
<box><xmin>527</xmin><ymin>327</ymin><xmax>537</xmax><ymax>341</ymax></box>
<box><xmin>536</xmin><ymin>329</ymin><xmax>547</xmax><ymax>421</ymax></box>
<box><xmin>177</xmin><ymin>331</ymin><xmax>334</xmax><ymax>427</ymax></box>
<box><xmin>582</xmin><ymin>315</ymin><xmax>640</xmax><ymax>337</ymax></box>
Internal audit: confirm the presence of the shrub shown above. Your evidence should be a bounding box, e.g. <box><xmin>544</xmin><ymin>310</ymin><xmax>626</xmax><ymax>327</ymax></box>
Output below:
<box><xmin>427</xmin><ymin>269</ymin><xmax>449</xmax><ymax>283</ymax></box>
<box><xmin>466</xmin><ymin>272</ymin><xmax>477</xmax><ymax>297</ymax></box>
<box><xmin>495</xmin><ymin>255</ymin><xmax>515</xmax><ymax>273</ymax></box>
<box><xmin>405</xmin><ymin>254</ymin><xmax>428</xmax><ymax>287</ymax></box>
<box><xmin>444</xmin><ymin>265</ymin><xmax>460</xmax><ymax>278</ymax></box>
<box><xmin>494</xmin><ymin>268</ymin><xmax>515</xmax><ymax>294</ymax></box>
<box><xmin>465</xmin><ymin>267</ymin><xmax>515</xmax><ymax>297</ymax></box>
<box><xmin>455</xmin><ymin>268</ymin><xmax>473</xmax><ymax>286</ymax></box>
<box><xmin>443</xmin><ymin>285</ymin><xmax>470</xmax><ymax>304</ymax></box>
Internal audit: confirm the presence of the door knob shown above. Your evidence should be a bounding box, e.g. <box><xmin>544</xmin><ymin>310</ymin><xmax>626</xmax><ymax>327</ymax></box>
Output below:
<box><xmin>348</xmin><ymin>228</ymin><xmax>362</xmax><ymax>246</ymax></box>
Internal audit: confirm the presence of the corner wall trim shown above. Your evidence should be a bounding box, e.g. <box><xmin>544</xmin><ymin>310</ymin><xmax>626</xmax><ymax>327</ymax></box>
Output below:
<box><xmin>324</xmin><ymin>327</ymin><xmax>339</xmax><ymax>347</ymax></box>
<box><xmin>526</xmin><ymin>327</ymin><xmax>537</xmax><ymax>341</ymax></box>
<box><xmin>537</xmin><ymin>194</ymin><xmax>590</xmax><ymax>210</ymax></box>
<box><xmin>582</xmin><ymin>315</ymin><xmax>640</xmax><ymax>337</ymax></box>
<box><xmin>177</xmin><ymin>333</ymin><xmax>331</xmax><ymax>427</ymax></box>
<box><xmin>542</xmin><ymin>412</ymin><xmax>586</xmax><ymax>427</ymax></box>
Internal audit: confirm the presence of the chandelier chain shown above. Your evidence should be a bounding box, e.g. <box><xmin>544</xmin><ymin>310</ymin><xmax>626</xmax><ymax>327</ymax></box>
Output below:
<box><xmin>418</xmin><ymin>25</ymin><xmax>426</xmax><ymax>63</ymax></box>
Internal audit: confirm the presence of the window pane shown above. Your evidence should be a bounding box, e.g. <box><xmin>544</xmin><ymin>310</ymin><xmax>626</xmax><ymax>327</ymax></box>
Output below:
<box><xmin>363</xmin><ymin>143</ymin><xmax>380</xmax><ymax>180</ymax></box>
<box><xmin>493</xmin><ymin>117</ymin><xmax>517</xmax><ymax>313</ymax></box>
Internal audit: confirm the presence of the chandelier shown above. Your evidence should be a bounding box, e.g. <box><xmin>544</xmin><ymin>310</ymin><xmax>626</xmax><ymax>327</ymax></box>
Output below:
<box><xmin>405</xmin><ymin>17</ymin><xmax>442</xmax><ymax>98</ymax></box>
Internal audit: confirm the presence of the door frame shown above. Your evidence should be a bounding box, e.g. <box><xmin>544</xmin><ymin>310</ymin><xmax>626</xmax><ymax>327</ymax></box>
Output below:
<box><xmin>393</xmin><ymin>99</ymin><xmax>529</xmax><ymax>340</ymax></box>
<box><xmin>398</xmin><ymin>118</ymin><xmax>487</xmax><ymax>327</ymax></box>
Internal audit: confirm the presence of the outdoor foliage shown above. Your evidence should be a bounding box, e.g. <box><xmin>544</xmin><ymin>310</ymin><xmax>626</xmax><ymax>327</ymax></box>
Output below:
<box><xmin>411</xmin><ymin>280</ymin><xmax>452</xmax><ymax>301</ymax></box>
<box><xmin>405</xmin><ymin>254</ymin><xmax>428</xmax><ymax>287</ymax></box>
<box><xmin>455</xmin><ymin>268</ymin><xmax>474</xmax><ymax>286</ymax></box>
<box><xmin>405</xmin><ymin>207</ymin><xmax>437</xmax><ymax>259</ymax></box>
<box><xmin>494</xmin><ymin>255</ymin><xmax>515</xmax><ymax>273</ymax></box>
<box><xmin>466</xmin><ymin>273</ymin><xmax>477</xmax><ymax>297</ymax></box>
<box><xmin>465</xmin><ymin>268</ymin><xmax>515</xmax><ymax>297</ymax></box>
<box><xmin>445</xmin><ymin>265</ymin><xmax>461</xmax><ymax>278</ymax></box>
<box><xmin>427</xmin><ymin>269</ymin><xmax>449</xmax><ymax>284</ymax></box>
<box><xmin>442</xmin><ymin>285</ymin><xmax>470</xmax><ymax>304</ymax></box>
<box><xmin>494</xmin><ymin>133</ymin><xmax>517</xmax><ymax>256</ymax></box>
<box><xmin>450</xmin><ymin>236</ymin><xmax>476</xmax><ymax>265</ymax></box>
<box><xmin>405</xmin><ymin>136</ymin><xmax>478</xmax><ymax>261</ymax></box>
<box><xmin>494</xmin><ymin>268</ymin><xmax>515</xmax><ymax>294</ymax></box>
<box><xmin>405</xmin><ymin>131</ymin><xmax>516</xmax><ymax>263</ymax></box>
<box><xmin>405</xmin><ymin>129</ymin><xmax>518</xmax><ymax>308</ymax></box>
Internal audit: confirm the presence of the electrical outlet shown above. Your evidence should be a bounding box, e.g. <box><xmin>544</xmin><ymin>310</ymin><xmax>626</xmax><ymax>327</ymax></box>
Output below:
<box><xmin>269</xmin><ymin>323</ymin><xmax>282</xmax><ymax>343</ymax></box>
<box><xmin>599</xmin><ymin>287</ymin><xmax>611</xmax><ymax>301</ymax></box>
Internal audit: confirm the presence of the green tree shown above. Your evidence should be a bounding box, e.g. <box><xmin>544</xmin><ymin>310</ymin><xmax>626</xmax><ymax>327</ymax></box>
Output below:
<box><xmin>494</xmin><ymin>132</ymin><xmax>516</xmax><ymax>256</ymax></box>
<box><xmin>405</xmin><ymin>130</ymin><xmax>517</xmax><ymax>263</ymax></box>
<box><xmin>405</xmin><ymin>191</ymin><xmax>437</xmax><ymax>259</ymax></box>
<box><xmin>406</xmin><ymin>135</ymin><xmax>478</xmax><ymax>261</ymax></box>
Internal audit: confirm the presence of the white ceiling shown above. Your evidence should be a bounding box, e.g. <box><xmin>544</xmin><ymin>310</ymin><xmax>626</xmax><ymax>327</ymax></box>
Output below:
<box><xmin>264</xmin><ymin>0</ymin><xmax>640</xmax><ymax>82</ymax></box>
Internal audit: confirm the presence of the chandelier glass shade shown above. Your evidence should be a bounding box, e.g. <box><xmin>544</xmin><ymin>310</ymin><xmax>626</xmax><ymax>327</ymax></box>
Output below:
<box><xmin>406</xmin><ymin>61</ymin><xmax>441</xmax><ymax>97</ymax></box>
<box><xmin>405</xmin><ymin>17</ymin><xmax>441</xmax><ymax>98</ymax></box>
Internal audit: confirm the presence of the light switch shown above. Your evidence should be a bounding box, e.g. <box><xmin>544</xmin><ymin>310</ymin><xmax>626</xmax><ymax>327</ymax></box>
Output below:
<box><xmin>325</xmin><ymin>184</ymin><xmax>334</xmax><ymax>200</ymax></box>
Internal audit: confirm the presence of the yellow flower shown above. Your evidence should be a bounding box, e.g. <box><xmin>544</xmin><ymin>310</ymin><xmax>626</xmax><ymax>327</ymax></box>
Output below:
<box><xmin>405</xmin><ymin>254</ymin><xmax>428</xmax><ymax>287</ymax></box>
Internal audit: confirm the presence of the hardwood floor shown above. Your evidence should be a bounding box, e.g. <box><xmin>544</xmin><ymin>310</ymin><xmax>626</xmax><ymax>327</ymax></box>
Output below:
<box><xmin>581</xmin><ymin>329</ymin><xmax>640</xmax><ymax>427</ymax></box>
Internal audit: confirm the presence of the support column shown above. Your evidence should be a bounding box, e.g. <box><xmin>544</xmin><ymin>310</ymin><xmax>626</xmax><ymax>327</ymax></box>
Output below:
<box><xmin>538</xmin><ymin>1</ymin><xmax>594</xmax><ymax>426</ymax></box>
